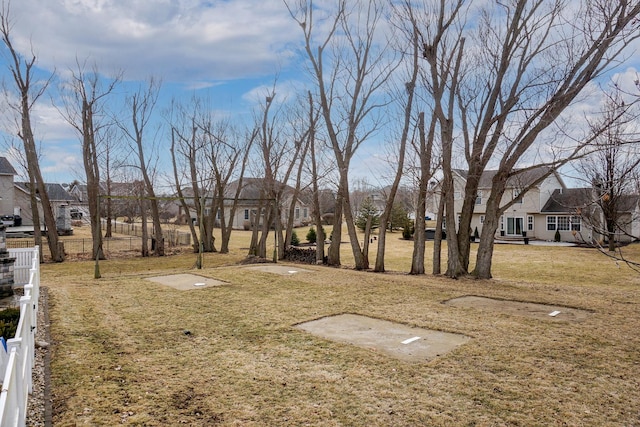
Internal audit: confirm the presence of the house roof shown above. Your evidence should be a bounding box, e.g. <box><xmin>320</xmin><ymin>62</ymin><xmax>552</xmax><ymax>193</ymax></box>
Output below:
<box><xmin>541</xmin><ymin>188</ymin><xmax>640</xmax><ymax>214</ymax></box>
<box><xmin>541</xmin><ymin>188</ymin><xmax>593</xmax><ymax>213</ymax></box>
<box><xmin>15</xmin><ymin>182</ymin><xmax>75</xmax><ymax>202</ymax></box>
<box><xmin>0</xmin><ymin>157</ymin><xmax>17</xmax><ymax>176</ymax></box>
<box><xmin>454</xmin><ymin>165</ymin><xmax>560</xmax><ymax>189</ymax></box>
<box><xmin>226</xmin><ymin>178</ymin><xmax>297</xmax><ymax>203</ymax></box>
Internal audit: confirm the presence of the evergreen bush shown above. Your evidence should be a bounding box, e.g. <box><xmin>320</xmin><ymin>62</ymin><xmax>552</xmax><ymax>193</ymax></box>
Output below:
<box><xmin>306</xmin><ymin>227</ymin><xmax>317</xmax><ymax>244</ymax></box>
<box><xmin>291</xmin><ymin>230</ymin><xmax>300</xmax><ymax>246</ymax></box>
<box><xmin>554</xmin><ymin>229</ymin><xmax>561</xmax><ymax>242</ymax></box>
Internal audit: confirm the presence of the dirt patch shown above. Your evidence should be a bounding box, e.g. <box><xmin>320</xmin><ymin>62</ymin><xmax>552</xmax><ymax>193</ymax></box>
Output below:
<box><xmin>296</xmin><ymin>313</ymin><xmax>470</xmax><ymax>363</ymax></box>
<box><xmin>145</xmin><ymin>273</ymin><xmax>226</xmax><ymax>290</ymax></box>
<box><xmin>444</xmin><ymin>295</ymin><xmax>591</xmax><ymax>322</ymax></box>
<box><xmin>242</xmin><ymin>264</ymin><xmax>312</xmax><ymax>275</ymax></box>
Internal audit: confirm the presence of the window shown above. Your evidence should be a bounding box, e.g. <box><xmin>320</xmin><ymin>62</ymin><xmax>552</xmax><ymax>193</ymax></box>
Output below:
<box><xmin>216</xmin><ymin>209</ymin><xmax>221</xmax><ymax>220</ymax></box>
<box><xmin>547</xmin><ymin>216</ymin><xmax>556</xmax><ymax>231</ymax></box>
<box><xmin>303</xmin><ymin>207</ymin><xmax>308</xmax><ymax>218</ymax></box>
<box><xmin>480</xmin><ymin>215</ymin><xmax>485</xmax><ymax>224</ymax></box>
<box><xmin>557</xmin><ymin>216</ymin><xmax>570</xmax><ymax>231</ymax></box>
<box><xmin>547</xmin><ymin>215</ymin><xmax>579</xmax><ymax>232</ymax></box>
<box><xmin>244</xmin><ymin>209</ymin><xmax>249</xmax><ymax>220</ymax></box>
<box><xmin>454</xmin><ymin>191</ymin><xmax>462</xmax><ymax>200</ymax></box>
<box><xmin>500</xmin><ymin>215</ymin><xmax>504</xmax><ymax>231</ymax></box>
<box><xmin>295</xmin><ymin>208</ymin><xmax>300</xmax><ymax>219</ymax></box>
<box><xmin>475</xmin><ymin>191</ymin><xmax>482</xmax><ymax>205</ymax></box>
<box><xmin>512</xmin><ymin>189</ymin><xmax>522</xmax><ymax>204</ymax></box>
<box><xmin>527</xmin><ymin>216</ymin><xmax>534</xmax><ymax>231</ymax></box>
<box><xmin>571</xmin><ymin>216</ymin><xmax>581</xmax><ymax>231</ymax></box>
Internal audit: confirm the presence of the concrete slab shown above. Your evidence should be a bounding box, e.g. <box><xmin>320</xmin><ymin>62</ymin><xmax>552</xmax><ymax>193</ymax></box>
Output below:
<box><xmin>145</xmin><ymin>273</ymin><xmax>226</xmax><ymax>291</ymax></box>
<box><xmin>242</xmin><ymin>265</ymin><xmax>312</xmax><ymax>275</ymax></box>
<box><xmin>296</xmin><ymin>313</ymin><xmax>470</xmax><ymax>363</ymax></box>
<box><xmin>444</xmin><ymin>295</ymin><xmax>591</xmax><ymax>322</ymax></box>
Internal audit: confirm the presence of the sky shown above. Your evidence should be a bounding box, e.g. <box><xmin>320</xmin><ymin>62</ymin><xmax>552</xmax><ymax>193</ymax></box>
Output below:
<box><xmin>0</xmin><ymin>0</ymin><xmax>335</xmax><ymax>186</ymax></box>
<box><xmin>0</xmin><ymin>0</ymin><xmax>639</xmax><ymax>191</ymax></box>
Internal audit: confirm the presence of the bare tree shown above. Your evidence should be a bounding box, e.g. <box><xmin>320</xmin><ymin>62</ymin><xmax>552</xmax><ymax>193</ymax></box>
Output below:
<box><xmin>59</xmin><ymin>62</ymin><xmax>120</xmax><ymax>263</ymax></box>
<box><xmin>410</xmin><ymin>0</ymin><xmax>466</xmax><ymax>277</ymax></box>
<box><xmin>305</xmin><ymin>91</ymin><xmax>328</xmax><ymax>263</ymax></box>
<box><xmin>249</xmin><ymin>87</ymin><xmax>308</xmax><ymax>260</ymax></box>
<box><xmin>576</xmin><ymin>89</ymin><xmax>640</xmax><ymax>251</ymax></box>
<box><xmin>117</xmin><ymin>77</ymin><xmax>164</xmax><ymax>256</ymax></box>
<box><xmin>470</xmin><ymin>1</ymin><xmax>640</xmax><ymax>279</ymax></box>
<box><xmin>0</xmin><ymin>1</ymin><xmax>63</xmax><ymax>262</ymax></box>
<box><xmin>287</xmin><ymin>0</ymin><xmax>399</xmax><ymax>269</ymax></box>
<box><xmin>412</xmin><ymin>0</ymin><xmax>640</xmax><ymax>279</ymax></box>
<box><xmin>168</xmin><ymin>97</ymin><xmax>213</xmax><ymax>255</ymax></box>
<box><xmin>374</xmin><ymin>1</ymin><xmax>421</xmax><ymax>272</ymax></box>
<box><xmin>200</xmin><ymin>114</ymin><xmax>255</xmax><ymax>254</ymax></box>
<box><xmin>410</xmin><ymin>111</ymin><xmax>437</xmax><ymax>274</ymax></box>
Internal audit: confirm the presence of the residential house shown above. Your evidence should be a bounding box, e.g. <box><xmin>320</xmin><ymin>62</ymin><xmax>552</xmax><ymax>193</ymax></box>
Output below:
<box><xmin>453</xmin><ymin>166</ymin><xmax>565</xmax><ymax>239</ymax></box>
<box><xmin>541</xmin><ymin>188</ymin><xmax>640</xmax><ymax>243</ymax></box>
<box><xmin>14</xmin><ymin>182</ymin><xmax>76</xmax><ymax>229</ymax></box>
<box><xmin>0</xmin><ymin>157</ymin><xmax>17</xmax><ymax>217</ymax></box>
<box><xmin>449</xmin><ymin>166</ymin><xmax>640</xmax><ymax>243</ymax></box>
<box><xmin>224</xmin><ymin>178</ymin><xmax>310</xmax><ymax>230</ymax></box>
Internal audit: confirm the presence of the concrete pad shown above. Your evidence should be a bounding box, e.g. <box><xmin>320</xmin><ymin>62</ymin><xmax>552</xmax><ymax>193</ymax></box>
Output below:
<box><xmin>444</xmin><ymin>295</ymin><xmax>591</xmax><ymax>322</ymax></box>
<box><xmin>145</xmin><ymin>273</ymin><xmax>226</xmax><ymax>290</ymax></box>
<box><xmin>296</xmin><ymin>313</ymin><xmax>470</xmax><ymax>363</ymax></box>
<box><xmin>242</xmin><ymin>265</ymin><xmax>312</xmax><ymax>275</ymax></box>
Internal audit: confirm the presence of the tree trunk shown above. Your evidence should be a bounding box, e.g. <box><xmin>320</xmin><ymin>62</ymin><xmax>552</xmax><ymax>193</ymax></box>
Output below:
<box><xmin>327</xmin><ymin>195</ymin><xmax>343</xmax><ymax>266</ymax></box>
<box><xmin>140</xmin><ymin>198</ymin><xmax>149</xmax><ymax>257</ymax></box>
<box><xmin>472</xmin><ymin>180</ymin><xmax>508</xmax><ymax>279</ymax></box>
<box><xmin>432</xmin><ymin>194</ymin><xmax>445</xmax><ymax>275</ymax></box>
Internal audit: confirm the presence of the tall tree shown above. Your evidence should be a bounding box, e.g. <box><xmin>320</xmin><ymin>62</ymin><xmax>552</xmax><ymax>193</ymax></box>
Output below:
<box><xmin>287</xmin><ymin>0</ymin><xmax>398</xmax><ymax>269</ymax></box>
<box><xmin>374</xmin><ymin>1</ymin><xmax>421</xmax><ymax>272</ymax></box>
<box><xmin>59</xmin><ymin>62</ymin><xmax>120</xmax><ymax>263</ymax></box>
<box><xmin>118</xmin><ymin>77</ymin><xmax>165</xmax><ymax>256</ymax></box>
<box><xmin>470</xmin><ymin>0</ymin><xmax>640</xmax><ymax>279</ymax></box>
<box><xmin>412</xmin><ymin>0</ymin><xmax>640</xmax><ymax>278</ymax></box>
<box><xmin>577</xmin><ymin>89</ymin><xmax>640</xmax><ymax>251</ymax></box>
<box><xmin>0</xmin><ymin>1</ymin><xmax>63</xmax><ymax>262</ymax></box>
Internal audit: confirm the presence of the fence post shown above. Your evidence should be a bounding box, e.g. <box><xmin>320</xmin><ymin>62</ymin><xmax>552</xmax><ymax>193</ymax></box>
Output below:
<box><xmin>18</xmin><ymin>296</ymin><xmax>33</xmax><ymax>394</ymax></box>
<box><xmin>6</xmin><ymin>338</ymin><xmax>26</xmax><ymax>426</ymax></box>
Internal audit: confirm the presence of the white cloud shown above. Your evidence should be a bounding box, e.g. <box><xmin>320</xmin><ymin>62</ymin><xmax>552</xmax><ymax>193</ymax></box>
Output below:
<box><xmin>8</xmin><ymin>0</ymin><xmax>300</xmax><ymax>84</ymax></box>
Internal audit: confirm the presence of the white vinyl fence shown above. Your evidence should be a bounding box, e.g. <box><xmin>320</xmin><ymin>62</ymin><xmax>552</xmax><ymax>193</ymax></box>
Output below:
<box><xmin>0</xmin><ymin>246</ymin><xmax>40</xmax><ymax>427</ymax></box>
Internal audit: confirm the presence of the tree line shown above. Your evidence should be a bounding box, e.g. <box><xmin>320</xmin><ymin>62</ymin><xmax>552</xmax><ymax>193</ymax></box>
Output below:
<box><xmin>2</xmin><ymin>0</ymin><xmax>639</xmax><ymax>279</ymax></box>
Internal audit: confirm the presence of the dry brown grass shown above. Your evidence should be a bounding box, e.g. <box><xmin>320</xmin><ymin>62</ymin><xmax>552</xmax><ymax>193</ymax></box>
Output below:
<box><xmin>43</xmin><ymin>228</ymin><xmax>640</xmax><ymax>426</ymax></box>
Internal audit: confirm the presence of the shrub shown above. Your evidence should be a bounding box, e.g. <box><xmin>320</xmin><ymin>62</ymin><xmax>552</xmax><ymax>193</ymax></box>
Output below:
<box><xmin>474</xmin><ymin>227</ymin><xmax>479</xmax><ymax>239</ymax></box>
<box><xmin>306</xmin><ymin>227</ymin><xmax>317</xmax><ymax>244</ymax></box>
<box><xmin>0</xmin><ymin>308</ymin><xmax>20</xmax><ymax>340</ymax></box>
<box><xmin>291</xmin><ymin>230</ymin><xmax>300</xmax><ymax>246</ymax></box>
<box><xmin>402</xmin><ymin>220</ymin><xmax>416</xmax><ymax>240</ymax></box>
<box><xmin>554</xmin><ymin>229</ymin><xmax>561</xmax><ymax>242</ymax></box>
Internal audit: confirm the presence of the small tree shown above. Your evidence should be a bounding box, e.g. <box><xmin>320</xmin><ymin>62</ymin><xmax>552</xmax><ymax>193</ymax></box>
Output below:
<box><xmin>355</xmin><ymin>197</ymin><xmax>380</xmax><ymax>232</ymax></box>
<box><xmin>306</xmin><ymin>227</ymin><xmax>317</xmax><ymax>244</ymax></box>
<box><xmin>402</xmin><ymin>223</ymin><xmax>413</xmax><ymax>240</ymax></box>
<box><xmin>554</xmin><ymin>229</ymin><xmax>561</xmax><ymax>243</ymax></box>
<box><xmin>389</xmin><ymin>203</ymin><xmax>410</xmax><ymax>232</ymax></box>
<box><xmin>290</xmin><ymin>230</ymin><xmax>300</xmax><ymax>246</ymax></box>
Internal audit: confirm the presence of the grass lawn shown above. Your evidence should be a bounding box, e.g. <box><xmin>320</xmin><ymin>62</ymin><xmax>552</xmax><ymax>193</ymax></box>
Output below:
<box><xmin>42</xmin><ymin>227</ymin><xmax>640</xmax><ymax>425</ymax></box>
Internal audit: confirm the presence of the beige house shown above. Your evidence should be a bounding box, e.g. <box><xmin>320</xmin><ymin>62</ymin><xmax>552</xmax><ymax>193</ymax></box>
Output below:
<box><xmin>449</xmin><ymin>166</ymin><xmax>640</xmax><ymax>243</ymax></box>
<box><xmin>541</xmin><ymin>188</ymin><xmax>640</xmax><ymax>243</ymax></box>
<box><xmin>224</xmin><ymin>178</ymin><xmax>310</xmax><ymax>230</ymax></box>
<box><xmin>452</xmin><ymin>166</ymin><xmax>565</xmax><ymax>239</ymax></box>
<box><xmin>0</xmin><ymin>157</ymin><xmax>18</xmax><ymax>217</ymax></box>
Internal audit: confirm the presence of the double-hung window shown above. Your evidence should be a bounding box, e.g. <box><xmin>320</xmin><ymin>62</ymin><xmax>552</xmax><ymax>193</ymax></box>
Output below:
<box><xmin>547</xmin><ymin>216</ymin><xmax>556</xmax><ymax>231</ymax></box>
